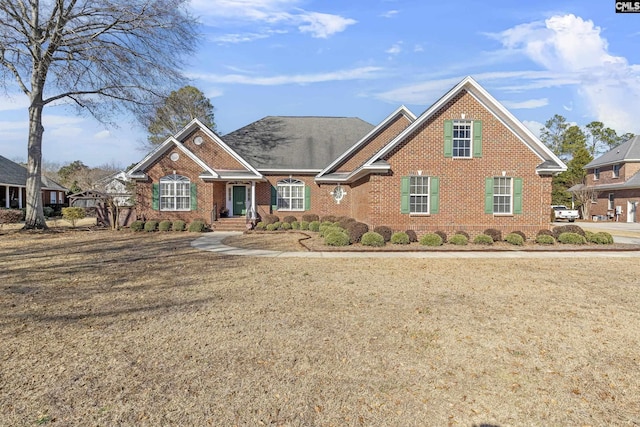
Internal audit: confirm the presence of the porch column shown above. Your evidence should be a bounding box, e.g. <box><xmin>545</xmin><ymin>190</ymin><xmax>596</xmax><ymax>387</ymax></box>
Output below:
<box><xmin>251</xmin><ymin>181</ymin><xmax>257</xmax><ymax>220</ymax></box>
<box><xmin>18</xmin><ymin>187</ymin><xmax>23</xmax><ymax>209</ymax></box>
<box><xmin>4</xmin><ymin>186</ymin><xmax>8</xmax><ymax>208</ymax></box>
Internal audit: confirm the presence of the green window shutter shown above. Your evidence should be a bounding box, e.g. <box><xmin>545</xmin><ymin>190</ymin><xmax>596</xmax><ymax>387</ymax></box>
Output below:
<box><xmin>444</xmin><ymin>120</ymin><xmax>453</xmax><ymax>158</ymax></box>
<box><xmin>152</xmin><ymin>183</ymin><xmax>159</xmax><ymax>211</ymax></box>
<box><xmin>190</xmin><ymin>183</ymin><xmax>197</xmax><ymax>211</ymax></box>
<box><xmin>400</xmin><ymin>176</ymin><xmax>410</xmax><ymax>214</ymax></box>
<box><xmin>429</xmin><ymin>177</ymin><xmax>440</xmax><ymax>214</ymax></box>
<box><xmin>513</xmin><ymin>178</ymin><xmax>523</xmax><ymax>214</ymax></box>
<box><xmin>484</xmin><ymin>177</ymin><xmax>494</xmax><ymax>214</ymax></box>
<box><xmin>270</xmin><ymin>185</ymin><xmax>277</xmax><ymax>212</ymax></box>
<box><xmin>473</xmin><ymin>120</ymin><xmax>482</xmax><ymax>158</ymax></box>
<box><xmin>304</xmin><ymin>186</ymin><xmax>311</xmax><ymax>211</ymax></box>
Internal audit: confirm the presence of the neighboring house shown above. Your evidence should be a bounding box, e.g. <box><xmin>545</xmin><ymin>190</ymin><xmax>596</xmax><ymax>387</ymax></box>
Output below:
<box><xmin>573</xmin><ymin>136</ymin><xmax>640</xmax><ymax>222</ymax></box>
<box><xmin>128</xmin><ymin>76</ymin><xmax>566</xmax><ymax>237</ymax></box>
<box><xmin>97</xmin><ymin>171</ymin><xmax>134</xmax><ymax>206</ymax></box>
<box><xmin>0</xmin><ymin>155</ymin><xmax>67</xmax><ymax>209</ymax></box>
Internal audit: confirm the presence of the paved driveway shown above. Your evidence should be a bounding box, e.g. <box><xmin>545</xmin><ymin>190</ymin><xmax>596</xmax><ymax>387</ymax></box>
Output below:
<box><xmin>557</xmin><ymin>221</ymin><xmax>640</xmax><ymax>244</ymax></box>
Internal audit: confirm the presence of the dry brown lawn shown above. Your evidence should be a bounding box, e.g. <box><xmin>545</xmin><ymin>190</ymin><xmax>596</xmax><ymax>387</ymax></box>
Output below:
<box><xmin>1</xmin><ymin>229</ymin><xmax>640</xmax><ymax>426</ymax></box>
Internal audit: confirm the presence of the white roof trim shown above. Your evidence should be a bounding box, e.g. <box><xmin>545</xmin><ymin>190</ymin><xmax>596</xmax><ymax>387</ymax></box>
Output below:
<box><xmin>258</xmin><ymin>168</ymin><xmax>322</xmax><ymax>174</ymax></box>
<box><xmin>316</xmin><ymin>105</ymin><xmax>416</xmax><ymax>178</ymax></box>
<box><xmin>363</xmin><ymin>76</ymin><xmax>566</xmax><ymax>172</ymax></box>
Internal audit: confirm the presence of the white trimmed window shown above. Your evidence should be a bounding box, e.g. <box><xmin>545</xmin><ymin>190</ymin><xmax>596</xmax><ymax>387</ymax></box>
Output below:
<box><xmin>613</xmin><ymin>164</ymin><xmax>620</xmax><ymax>178</ymax></box>
<box><xmin>160</xmin><ymin>174</ymin><xmax>190</xmax><ymax>211</ymax></box>
<box><xmin>50</xmin><ymin>192</ymin><xmax>57</xmax><ymax>204</ymax></box>
<box><xmin>594</xmin><ymin>168</ymin><xmax>600</xmax><ymax>180</ymax></box>
<box><xmin>452</xmin><ymin>121</ymin><xmax>472</xmax><ymax>158</ymax></box>
<box><xmin>608</xmin><ymin>193</ymin><xmax>615</xmax><ymax>210</ymax></box>
<box><xmin>493</xmin><ymin>177</ymin><xmax>512</xmax><ymax>214</ymax></box>
<box><xmin>410</xmin><ymin>176</ymin><xmax>429</xmax><ymax>214</ymax></box>
<box><xmin>277</xmin><ymin>178</ymin><xmax>304</xmax><ymax>211</ymax></box>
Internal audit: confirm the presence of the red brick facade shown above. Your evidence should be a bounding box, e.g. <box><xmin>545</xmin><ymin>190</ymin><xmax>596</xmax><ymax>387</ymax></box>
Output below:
<box><xmin>129</xmin><ymin>77</ymin><xmax>563</xmax><ymax>237</ymax></box>
<box><xmin>585</xmin><ymin>162</ymin><xmax>640</xmax><ymax>223</ymax></box>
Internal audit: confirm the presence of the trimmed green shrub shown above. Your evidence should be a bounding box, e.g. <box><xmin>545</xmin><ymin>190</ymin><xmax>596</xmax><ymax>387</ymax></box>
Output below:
<box><xmin>536</xmin><ymin>234</ymin><xmax>555</xmax><ymax>245</ymax></box>
<box><xmin>302</xmin><ymin>213</ymin><xmax>319</xmax><ymax>223</ymax></box>
<box><xmin>300</xmin><ymin>221</ymin><xmax>309</xmax><ymax>230</ymax></box>
<box><xmin>0</xmin><ymin>209</ymin><xmax>23</xmax><ymax>225</ymax></box>
<box><xmin>255</xmin><ymin>221</ymin><xmax>266</xmax><ymax>230</ymax></box>
<box><xmin>308</xmin><ymin>221</ymin><xmax>321</xmax><ymax>232</ymax></box>
<box><xmin>505</xmin><ymin>232</ymin><xmax>524</xmax><ymax>245</ymax></box>
<box><xmin>144</xmin><ymin>220</ymin><xmax>158</xmax><ymax>232</ymax></box>
<box><xmin>272</xmin><ymin>221</ymin><xmax>282</xmax><ymax>229</ymax></box>
<box><xmin>266</xmin><ymin>223</ymin><xmax>278</xmax><ymax>231</ymax></box>
<box><xmin>552</xmin><ymin>224</ymin><xmax>585</xmax><ymax>239</ymax></box>
<box><xmin>280</xmin><ymin>222</ymin><xmax>292</xmax><ymax>230</ymax></box>
<box><xmin>321</xmin><ymin>215</ymin><xmax>337</xmax><ymax>223</ymax></box>
<box><xmin>588</xmin><ymin>231</ymin><xmax>614</xmax><ymax>244</ymax></box>
<box><xmin>483</xmin><ymin>228</ymin><xmax>502</xmax><ymax>242</ymax></box>
<box><xmin>158</xmin><ymin>220</ymin><xmax>172</xmax><ymax>231</ymax></box>
<box><xmin>324</xmin><ymin>230</ymin><xmax>350</xmax><ymax>246</ymax></box>
<box><xmin>449</xmin><ymin>234</ymin><xmax>468</xmax><ymax>245</ymax></box>
<box><xmin>434</xmin><ymin>230</ymin><xmax>448</xmax><ymax>243</ymax></box>
<box><xmin>511</xmin><ymin>230</ymin><xmax>527</xmax><ymax>241</ymax></box>
<box><xmin>291</xmin><ymin>221</ymin><xmax>300</xmax><ymax>230</ymax></box>
<box><xmin>537</xmin><ymin>229</ymin><xmax>554</xmax><ymax>237</ymax></box>
<box><xmin>172</xmin><ymin>220</ymin><xmax>186</xmax><ymax>232</ymax></box>
<box><xmin>43</xmin><ymin>206</ymin><xmax>55</xmax><ymax>218</ymax></box>
<box><xmin>188</xmin><ymin>220</ymin><xmax>205</xmax><ymax>232</ymax></box>
<box><xmin>62</xmin><ymin>207</ymin><xmax>86</xmax><ymax>227</ymax></box>
<box><xmin>391</xmin><ymin>231</ymin><xmax>410</xmax><ymax>245</ymax></box>
<box><xmin>320</xmin><ymin>225</ymin><xmax>344</xmax><ymax>237</ymax></box>
<box><xmin>454</xmin><ymin>230</ymin><xmax>470</xmax><ymax>240</ymax></box>
<box><xmin>405</xmin><ymin>230</ymin><xmax>418</xmax><ymax>243</ymax></box>
<box><xmin>282</xmin><ymin>215</ymin><xmax>297</xmax><ymax>224</ymax></box>
<box><xmin>346</xmin><ymin>221</ymin><xmax>369</xmax><ymax>244</ymax></box>
<box><xmin>130</xmin><ymin>220</ymin><xmax>145</xmax><ymax>232</ymax></box>
<box><xmin>419</xmin><ymin>233</ymin><xmax>443</xmax><ymax>246</ymax></box>
<box><xmin>319</xmin><ymin>222</ymin><xmax>334</xmax><ymax>236</ymax></box>
<box><xmin>557</xmin><ymin>232</ymin><xmax>586</xmax><ymax>244</ymax></box>
<box><xmin>473</xmin><ymin>234</ymin><xmax>494</xmax><ymax>245</ymax></box>
<box><xmin>262</xmin><ymin>214</ymin><xmax>279</xmax><ymax>225</ymax></box>
<box><xmin>361</xmin><ymin>231</ymin><xmax>385</xmax><ymax>247</ymax></box>
<box><xmin>373</xmin><ymin>225</ymin><xmax>392</xmax><ymax>242</ymax></box>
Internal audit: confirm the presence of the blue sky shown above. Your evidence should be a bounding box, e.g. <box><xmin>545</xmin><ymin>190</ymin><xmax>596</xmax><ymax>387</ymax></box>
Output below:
<box><xmin>1</xmin><ymin>0</ymin><xmax>639</xmax><ymax>167</ymax></box>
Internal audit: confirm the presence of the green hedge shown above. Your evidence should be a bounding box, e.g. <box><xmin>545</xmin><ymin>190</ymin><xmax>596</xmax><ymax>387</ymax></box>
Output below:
<box><xmin>419</xmin><ymin>233</ymin><xmax>443</xmax><ymax>246</ymax></box>
<box><xmin>361</xmin><ymin>231</ymin><xmax>385</xmax><ymax>247</ymax></box>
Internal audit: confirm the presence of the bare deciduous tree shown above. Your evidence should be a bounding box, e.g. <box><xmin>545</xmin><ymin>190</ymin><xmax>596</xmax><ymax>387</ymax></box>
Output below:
<box><xmin>0</xmin><ymin>0</ymin><xmax>198</xmax><ymax>229</ymax></box>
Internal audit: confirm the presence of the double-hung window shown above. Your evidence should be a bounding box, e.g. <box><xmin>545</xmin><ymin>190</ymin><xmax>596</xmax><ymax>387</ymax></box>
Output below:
<box><xmin>277</xmin><ymin>178</ymin><xmax>305</xmax><ymax>210</ymax></box>
<box><xmin>452</xmin><ymin>121</ymin><xmax>472</xmax><ymax>158</ymax></box>
<box><xmin>613</xmin><ymin>164</ymin><xmax>620</xmax><ymax>178</ymax></box>
<box><xmin>410</xmin><ymin>176</ymin><xmax>429</xmax><ymax>214</ymax></box>
<box><xmin>400</xmin><ymin>175</ymin><xmax>439</xmax><ymax>214</ymax></box>
<box><xmin>493</xmin><ymin>177</ymin><xmax>512</xmax><ymax>214</ymax></box>
<box><xmin>160</xmin><ymin>174</ymin><xmax>191</xmax><ymax>211</ymax></box>
<box><xmin>485</xmin><ymin>177</ymin><xmax>522</xmax><ymax>215</ymax></box>
<box><xmin>594</xmin><ymin>168</ymin><xmax>600</xmax><ymax>180</ymax></box>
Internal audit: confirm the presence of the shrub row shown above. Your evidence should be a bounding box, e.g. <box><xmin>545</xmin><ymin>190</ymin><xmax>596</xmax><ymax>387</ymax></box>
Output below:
<box><xmin>0</xmin><ymin>208</ymin><xmax>24</xmax><ymax>224</ymax></box>
<box><xmin>130</xmin><ymin>219</ymin><xmax>196</xmax><ymax>232</ymax></box>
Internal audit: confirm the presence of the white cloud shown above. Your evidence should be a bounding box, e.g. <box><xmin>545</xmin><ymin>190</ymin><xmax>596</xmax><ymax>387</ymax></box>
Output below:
<box><xmin>385</xmin><ymin>42</ymin><xmax>403</xmax><ymax>55</ymax></box>
<box><xmin>298</xmin><ymin>12</ymin><xmax>356</xmax><ymax>38</ymax></box>
<box><xmin>492</xmin><ymin>14</ymin><xmax>640</xmax><ymax>133</ymax></box>
<box><xmin>191</xmin><ymin>66</ymin><xmax>382</xmax><ymax>86</ymax></box>
<box><xmin>0</xmin><ymin>95</ymin><xmax>30</xmax><ymax>111</ymax></box>
<box><xmin>501</xmin><ymin>98</ymin><xmax>548</xmax><ymax>109</ymax></box>
<box><xmin>191</xmin><ymin>0</ymin><xmax>356</xmax><ymax>39</ymax></box>
<box><xmin>381</xmin><ymin>10</ymin><xmax>399</xmax><ymax>18</ymax></box>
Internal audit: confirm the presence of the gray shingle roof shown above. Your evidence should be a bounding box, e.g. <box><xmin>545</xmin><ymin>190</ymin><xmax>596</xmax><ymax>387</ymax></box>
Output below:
<box><xmin>0</xmin><ymin>155</ymin><xmax>67</xmax><ymax>190</ymax></box>
<box><xmin>585</xmin><ymin>135</ymin><xmax>640</xmax><ymax>168</ymax></box>
<box><xmin>222</xmin><ymin>116</ymin><xmax>375</xmax><ymax>170</ymax></box>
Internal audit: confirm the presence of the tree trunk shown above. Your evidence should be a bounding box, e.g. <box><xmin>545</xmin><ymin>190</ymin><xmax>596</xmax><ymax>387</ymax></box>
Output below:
<box><xmin>23</xmin><ymin>101</ymin><xmax>48</xmax><ymax>230</ymax></box>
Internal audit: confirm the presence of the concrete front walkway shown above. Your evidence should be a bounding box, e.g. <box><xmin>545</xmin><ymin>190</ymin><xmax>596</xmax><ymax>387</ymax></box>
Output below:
<box><xmin>191</xmin><ymin>232</ymin><xmax>640</xmax><ymax>259</ymax></box>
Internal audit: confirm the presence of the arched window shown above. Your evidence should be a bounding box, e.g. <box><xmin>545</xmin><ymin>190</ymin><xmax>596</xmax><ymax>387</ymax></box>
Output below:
<box><xmin>160</xmin><ymin>174</ymin><xmax>190</xmax><ymax>211</ymax></box>
<box><xmin>277</xmin><ymin>178</ymin><xmax>304</xmax><ymax>210</ymax></box>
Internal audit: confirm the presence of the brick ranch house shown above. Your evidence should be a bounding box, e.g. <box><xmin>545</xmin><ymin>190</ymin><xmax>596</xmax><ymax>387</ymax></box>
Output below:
<box><xmin>570</xmin><ymin>135</ymin><xmax>640</xmax><ymax>223</ymax></box>
<box><xmin>128</xmin><ymin>76</ymin><xmax>566</xmax><ymax>237</ymax></box>
<box><xmin>0</xmin><ymin>155</ymin><xmax>67</xmax><ymax>210</ymax></box>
